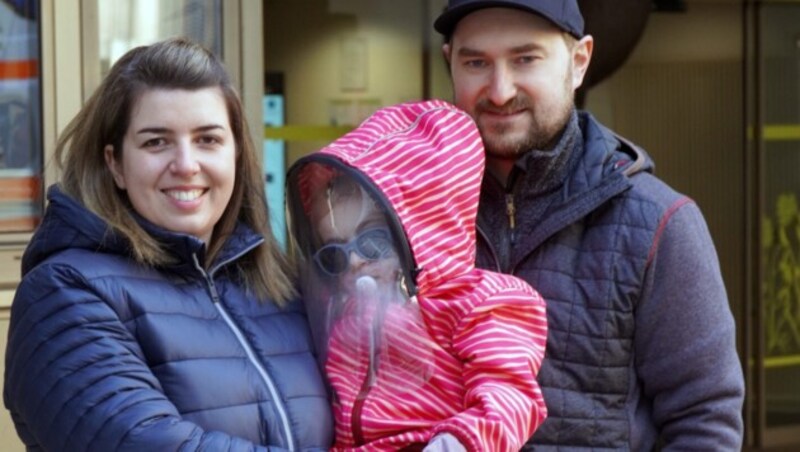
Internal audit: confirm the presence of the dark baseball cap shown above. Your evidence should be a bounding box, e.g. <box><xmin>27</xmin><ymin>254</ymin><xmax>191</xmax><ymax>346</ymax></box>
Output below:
<box><xmin>434</xmin><ymin>0</ymin><xmax>585</xmax><ymax>39</ymax></box>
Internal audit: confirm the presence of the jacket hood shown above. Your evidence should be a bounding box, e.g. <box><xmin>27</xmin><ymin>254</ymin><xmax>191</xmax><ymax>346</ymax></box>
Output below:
<box><xmin>22</xmin><ymin>185</ymin><xmax>257</xmax><ymax>277</ymax></box>
<box><xmin>581</xmin><ymin>111</ymin><xmax>653</xmax><ymax>180</ymax></box>
<box><xmin>21</xmin><ymin>185</ymin><xmax>132</xmax><ymax>276</ymax></box>
<box><xmin>547</xmin><ymin>111</ymin><xmax>654</xmax><ymax>209</ymax></box>
<box><xmin>287</xmin><ymin>100</ymin><xmax>484</xmax><ymax>293</ymax></box>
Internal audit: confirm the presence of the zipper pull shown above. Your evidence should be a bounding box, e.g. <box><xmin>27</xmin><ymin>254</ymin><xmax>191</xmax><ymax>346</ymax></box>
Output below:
<box><xmin>505</xmin><ymin>193</ymin><xmax>516</xmax><ymax>230</ymax></box>
<box><xmin>506</xmin><ymin>193</ymin><xmax>517</xmax><ymax>224</ymax></box>
<box><xmin>505</xmin><ymin>193</ymin><xmax>517</xmax><ymax>245</ymax></box>
<box><xmin>193</xmin><ymin>253</ymin><xmax>221</xmax><ymax>304</ymax></box>
<box><xmin>366</xmin><ymin>311</ymin><xmax>379</xmax><ymax>388</ymax></box>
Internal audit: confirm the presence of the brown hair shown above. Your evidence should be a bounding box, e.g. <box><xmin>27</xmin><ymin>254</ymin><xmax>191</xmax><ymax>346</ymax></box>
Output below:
<box><xmin>54</xmin><ymin>37</ymin><xmax>295</xmax><ymax>304</ymax></box>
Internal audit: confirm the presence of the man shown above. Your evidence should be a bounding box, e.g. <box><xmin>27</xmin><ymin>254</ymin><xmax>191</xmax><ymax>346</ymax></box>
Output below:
<box><xmin>434</xmin><ymin>0</ymin><xmax>745</xmax><ymax>450</ymax></box>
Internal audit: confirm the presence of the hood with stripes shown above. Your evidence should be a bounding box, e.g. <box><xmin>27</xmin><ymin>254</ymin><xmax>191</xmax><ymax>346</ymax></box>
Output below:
<box><xmin>286</xmin><ymin>98</ymin><xmax>485</xmax><ymax>437</ymax></box>
<box><xmin>287</xmin><ymin>99</ymin><xmax>484</xmax><ymax>296</ymax></box>
<box><xmin>285</xmin><ymin>100</ymin><xmax>547</xmax><ymax>450</ymax></box>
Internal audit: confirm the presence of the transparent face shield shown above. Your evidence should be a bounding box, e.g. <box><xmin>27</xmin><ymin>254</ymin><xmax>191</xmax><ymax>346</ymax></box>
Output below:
<box><xmin>288</xmin><ymin>166</ymin><xmax>434</xmax><ymax>398</ymax></box>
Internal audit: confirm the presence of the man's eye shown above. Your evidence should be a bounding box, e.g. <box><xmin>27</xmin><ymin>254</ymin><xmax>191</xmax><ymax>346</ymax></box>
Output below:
<box><xmin>515</xmin><ymin>55</ymin><xmax>538</xmax><ymax>65</ymax></box>
<box><xmin>464</xmin><ymin>59</ymin><xmax>487</xmax><ymax>69</ymax></box>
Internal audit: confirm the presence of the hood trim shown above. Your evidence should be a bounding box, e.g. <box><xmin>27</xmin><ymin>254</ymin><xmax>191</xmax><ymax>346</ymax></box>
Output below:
<box><xmin>287</xmin><ymin>154</ymin><xmax>420</xmax><ymax>297</ymax></box>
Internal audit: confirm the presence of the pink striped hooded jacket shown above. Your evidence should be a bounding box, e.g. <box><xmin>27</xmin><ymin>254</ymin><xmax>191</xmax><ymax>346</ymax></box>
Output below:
<box><xmin>286</xmin><ymin>99</ymin><xmax>547</xmax><ymax>451</ymax></box>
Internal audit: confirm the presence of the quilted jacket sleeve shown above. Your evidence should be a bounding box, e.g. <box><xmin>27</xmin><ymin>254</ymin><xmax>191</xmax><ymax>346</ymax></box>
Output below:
<box><xmin>3</xmin><ymin>262</ymin><xmax>272</xmax><ymax>452</ymax></box>
<box><xmin>431</xmin><ymin>282</ymin><xmax>548</xmax><ymax>452</ymax></box>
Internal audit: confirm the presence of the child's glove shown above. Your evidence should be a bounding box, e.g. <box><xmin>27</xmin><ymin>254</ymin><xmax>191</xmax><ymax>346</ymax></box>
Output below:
<box><xmin>423</xmin><ymin>434</ymin><xmax>466</xmax><ymax>452</ymax></box>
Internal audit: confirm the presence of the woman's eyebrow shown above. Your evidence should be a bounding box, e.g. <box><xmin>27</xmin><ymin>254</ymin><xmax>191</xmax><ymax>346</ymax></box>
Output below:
<box><xmin>135</xmin><ymin>124</ymin><xmax>225</xmax><ymax>135</ymax></box>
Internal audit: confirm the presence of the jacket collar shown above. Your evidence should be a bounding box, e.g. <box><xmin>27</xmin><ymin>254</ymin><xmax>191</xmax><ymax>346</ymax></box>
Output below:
<box><xmin>510</xmin><ymin>109</ymin><xmax>583</xmax><ymax>196</ymax></box>
<box><xmin>22</xmin><ymin>185</ymin><xmax>263</xmax><ymax>276</ymax></box>
<box><xmin>477</xmin><ymin>111</ymin><xmax>654</xmax><ymax>271</ymax></box>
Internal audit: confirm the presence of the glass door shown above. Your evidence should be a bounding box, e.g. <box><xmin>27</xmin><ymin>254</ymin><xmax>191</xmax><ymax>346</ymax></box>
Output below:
<box><xmin>749</xmin><ymin>0</ymin><xmax>800</xmax><ymax>448</ymax></box>
<box><xmin>82</xmin><ymin>0</ymin><xmax>223</xmax><ymax>94</ymax></box>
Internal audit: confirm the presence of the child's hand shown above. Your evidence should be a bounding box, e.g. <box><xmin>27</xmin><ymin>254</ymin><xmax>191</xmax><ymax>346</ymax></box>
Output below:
<box><xmin>423</xmin><ymin>434</ymin><xmax>466</xmax><ymax>452</ymax></box>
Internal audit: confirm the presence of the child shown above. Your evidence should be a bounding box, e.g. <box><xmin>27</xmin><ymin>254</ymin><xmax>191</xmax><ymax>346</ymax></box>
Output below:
<box><xmin>286</xmin><ymin>100</ymin><xmax>547</xmax><ymax>451</ymax></box>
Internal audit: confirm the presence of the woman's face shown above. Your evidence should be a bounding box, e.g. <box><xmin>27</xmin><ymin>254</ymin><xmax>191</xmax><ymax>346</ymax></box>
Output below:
<box><xmin>105</xmin><ymin>87</ymin><xmax>236</xmax><ymax>244</ymax></box>
<box><xmin>315</xmin><ymin>193</ymin><xmax>401</xmax><ymax>298</ymax></box>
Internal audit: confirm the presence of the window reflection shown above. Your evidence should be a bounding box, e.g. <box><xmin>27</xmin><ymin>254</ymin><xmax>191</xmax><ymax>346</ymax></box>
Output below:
<box><xmin>0</xmin><ymin>0</ymin><xmax>40</xmax><ymax>232</ymax></box>
<box><xmin>96</xmin><ymin>0</ymin><xmax>221</xmax><ymax>74</ymax></box>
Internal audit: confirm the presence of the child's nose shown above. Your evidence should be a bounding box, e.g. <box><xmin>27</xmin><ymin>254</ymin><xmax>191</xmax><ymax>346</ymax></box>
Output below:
<box><xmin>348</xmin><ymin>250</ymin><xmax>368</xmax><ymax>270</ymax></box>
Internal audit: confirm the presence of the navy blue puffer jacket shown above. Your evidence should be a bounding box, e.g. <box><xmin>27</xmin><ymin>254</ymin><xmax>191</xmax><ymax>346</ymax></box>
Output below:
<box><xmin>3</xmin><ymin>185</ymin><xmax>333</xmax><ymax>451</ymax></box>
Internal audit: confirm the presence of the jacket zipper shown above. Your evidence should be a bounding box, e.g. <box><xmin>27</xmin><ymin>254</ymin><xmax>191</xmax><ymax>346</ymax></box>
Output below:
<box><xmin>479</xmin><ymin>143</ymin><xmax>638</xmax><ymax>276</ymax></box>
<box><xmin>193</xmin><ymin>254</ymin><xmax>296</xmax><ymax>451</ymax></box>
<box><xmin>476</xmin><ymin>225</ymin><xmax>503</xmax><ymax>273</ymax></box>
<box><xmin>505</xmin><ymin>192</ymin><xmax>517</xmax><ymax>247</ymax></box>
<box><xmin>351</xmin><ymin>374</ymin><xmax>374</xmax><ymax>446</ymax></box>
<box><xmin>351</xmin><ymin>305</ymin><xmax>383</xmax><ymax>446</ymax></box>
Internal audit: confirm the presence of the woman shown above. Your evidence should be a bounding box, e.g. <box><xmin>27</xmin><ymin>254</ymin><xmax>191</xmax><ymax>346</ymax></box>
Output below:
<box><xmin>3</xmin><ymin>37</ymin><xmax>332</xmax><ymax>451</ymax></box>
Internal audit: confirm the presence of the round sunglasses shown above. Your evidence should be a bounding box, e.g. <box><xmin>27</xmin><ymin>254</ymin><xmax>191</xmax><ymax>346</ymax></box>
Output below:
<box><xmin>313</xmin><ymin>228</ymin><xmax>395</xmax><ymax>276</ymax></box>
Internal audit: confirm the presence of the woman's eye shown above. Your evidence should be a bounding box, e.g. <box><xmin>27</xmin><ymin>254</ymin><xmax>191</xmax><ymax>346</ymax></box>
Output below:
<box><xmin>197</xmin><ymin>135</ymin><xmax>221</xmax><ymax>145</ymax></box>
<box><xmin>142</xmin><ymin>137</ymin><xmax>166</xmax><ymax>148</ymax></box>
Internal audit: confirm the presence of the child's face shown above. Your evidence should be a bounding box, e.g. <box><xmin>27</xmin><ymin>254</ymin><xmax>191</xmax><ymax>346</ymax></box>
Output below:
<box><xmin>314</xmin><ymin>193</ymin><xmax>401</xmax><ymax>298</ymax></box>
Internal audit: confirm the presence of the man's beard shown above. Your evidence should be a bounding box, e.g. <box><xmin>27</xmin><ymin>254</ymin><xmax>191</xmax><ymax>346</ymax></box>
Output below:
<box><xmin>477</xmin><ymin>83</ymin><xmax>574</xmax><ymax>160</ymax></box>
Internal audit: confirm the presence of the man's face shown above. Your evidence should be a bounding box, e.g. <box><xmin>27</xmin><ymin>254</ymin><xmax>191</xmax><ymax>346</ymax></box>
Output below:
<box><xmin>444</xmin><ymin>8</ymin><xmax>592</xmax><ymax>159</ymax></box>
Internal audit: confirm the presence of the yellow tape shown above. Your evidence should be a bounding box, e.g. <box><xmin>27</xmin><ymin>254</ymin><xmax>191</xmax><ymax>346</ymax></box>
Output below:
<box><xmin>264</xmin><ymin>125</ymin><xmax>353</xmax><ymax>142</ymax></box>
<box><xmin>764</xmin><ymin>354</ymin><xmax>800</xmax><ymax>368</ymax></box>
<box><xmin>762</xmin><ymin>125</ymin><xmax>800</xmax><ymax>141</ymax></box>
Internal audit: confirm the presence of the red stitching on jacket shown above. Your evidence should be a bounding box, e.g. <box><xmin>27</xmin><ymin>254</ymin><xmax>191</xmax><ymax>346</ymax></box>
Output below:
<box><xmin>646</xmin><ymin>196</ymin><xmax>693</xmax><ymax>267</ymax></box>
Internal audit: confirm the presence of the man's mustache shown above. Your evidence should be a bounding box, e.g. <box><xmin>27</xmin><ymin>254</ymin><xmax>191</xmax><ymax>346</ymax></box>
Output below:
<box><xmin>475</xmin><ymin>96</ymin><xmax>532</xmax><ymax>115</ymax></box>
